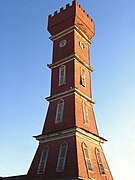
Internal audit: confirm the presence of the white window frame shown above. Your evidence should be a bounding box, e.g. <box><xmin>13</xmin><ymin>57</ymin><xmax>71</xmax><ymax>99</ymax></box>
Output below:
<box><xmin>37</xmin><ymin>146</ymin><xmax>49</xmax><ymax>174</ymax></box>
<box><xmin>56</xmin><ymin>142</ymin><xmax>68</xmax><ymax>172</ymax></box>
<box><xmin>82</xmin><ymin>143</ymin><xmax>93</xmax><ymax>171</ymax></box>
<box><xmin>95</xmin><ymin>148</ymin><xmax>106</xmax><ymax>175</ymax></box>
<box><xmin>55</xmin><ymin>99</ymin><xmax>64</xmax><ymax>124</ymax></box>
<box><xmin>59</xmin><ymin>65</ymin><xmax>66</xmax><ymax>86</ymax></box>
<box><xmin>83</xmin><ymin>101</ymin><xmax>89</xmax><ymax>124</ymax></box>
<box><xmin>80</xmin><ymin>67</ymin><xmax>86</xmax><ymax>87</ymax></box>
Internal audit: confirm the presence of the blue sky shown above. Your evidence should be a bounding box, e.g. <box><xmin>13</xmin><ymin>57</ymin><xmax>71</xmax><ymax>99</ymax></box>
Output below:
<box><xmin>0</xmin><ymin>0</ymin><xmax>135</xmax><ymax>179</ymax></box>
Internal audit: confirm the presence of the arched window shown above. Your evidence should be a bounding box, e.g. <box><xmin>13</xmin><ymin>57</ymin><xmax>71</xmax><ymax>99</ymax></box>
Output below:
<box><xmin>83</xmin><ymin>101</ymin><xmax>89</xmax><ymax>124</ymax></box>
<box><xmin>56</xmin><ymin>142</ymin><xmax>68</xmax><ymax>172</ymax></box>
<box><xmin>80</xmin><ymin>67</ymin><xmax>86</xmax><ymax>87</ymax></box>
<box><xmin>55</xmin><ymin>99</ymin><xmax>64</xmax><ymax>123</ymax></box>
<box><xmin>82</xmin><ymin>143</ymin><xmax>93</xmax><ymax>171</ymax></box>
<box><xmin>59</xmin><ymin>65</ymin><xmax>66</xmax><ymax>86</ymax></box>
<box><xmin>37</xmin><ymin>146</ymin><xmax>49</xmax><ymax>174</ymax></box>
<box><xmin>95</xmin><ymin>148</ymin><xmax>105</xmax><ymax>175</ymax></box>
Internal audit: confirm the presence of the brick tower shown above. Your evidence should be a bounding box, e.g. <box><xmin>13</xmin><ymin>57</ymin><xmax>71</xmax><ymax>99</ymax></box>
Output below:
<box><xmin>27</xmin><ymin>1</ymin><xmax>113</xmax><ymax>179</ymax></box>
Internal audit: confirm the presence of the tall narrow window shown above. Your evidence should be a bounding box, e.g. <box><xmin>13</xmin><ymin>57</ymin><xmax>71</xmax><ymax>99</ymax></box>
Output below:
<box><xmin>37</xmin><ymin>146</ymin><xmax>49</xmax><ymax>174</ymax></box>
<box><xmin>59</xmin><ymin>65</ymin><xmax>66</xmax><ymax>86</ymax></box>
<box><xmin>55</xmin><ymin>99</ymin><xmax>64</xmax><ymax>123</ymax></box>
<box><xmin>95</xmin><ymin>148</ymin><xmax>105</xmax><ymax>175</ymax></box>
<box><xmin>80</xmin><ymin>67</ymin><xmax>86</xmax><ymax>87</ymax></box>
<box><xmin>83</xmin><ymin>101</ymin><xmax>89</xmax><ymax>124</ymax></box>
<box><xmin>82</xmin><ymin>143</ymin><xmax>93</xmax><ymax>171</ymax></box>
<box><xmin>56</xmin><ymin>142</ymin><xmax>68</xmax><ymax>172</ymax></box>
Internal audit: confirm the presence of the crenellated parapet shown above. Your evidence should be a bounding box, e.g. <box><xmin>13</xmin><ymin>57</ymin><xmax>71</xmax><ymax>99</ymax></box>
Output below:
<box><xmin>48</xmin><ymin>0</ymin><xmax>95</xmax><ymax>40</ymax></box>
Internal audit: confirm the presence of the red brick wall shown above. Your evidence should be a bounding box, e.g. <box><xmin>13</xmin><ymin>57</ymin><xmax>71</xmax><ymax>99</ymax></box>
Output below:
<box><xmin>74</xmin><ymin>60</ymin><xmax>91</xmax><ymax>98</ymax></box>
<box><xmin>28</xmin><ymin>136</ymin><xmax>78</xmax><ymax>179</ymax></box>
<box><xmin>52</xmin><ymin>32</ymin><xmax>74</xmax><ymax>64</ymax></box>
<box><xmin>75</xmin><ymin>95</ymin><xmax>99</xmax><ymax>135</ymax></box>
<box><xmin>76</xmin><ymin>136</ymin><xmax>113</xmax><ymax>180</ymax></box>
<box><xmin>74</xmin><ymin>32</ymin><xmax>90</xmax><ymax>65</ymax></box>
<box><xmin>51</xmin><ymin>60</ymin><xmax>74</xmax><ymax>96</ymax></box>
<box><xmin>42</xmin><ymin>95</ymin><xmax>75</xmax><ymax>134</ymax></box>
<box><xmin>42</xmin><ymin>93</ymin><xmax>98</xmax><ymax>136</ymax></box>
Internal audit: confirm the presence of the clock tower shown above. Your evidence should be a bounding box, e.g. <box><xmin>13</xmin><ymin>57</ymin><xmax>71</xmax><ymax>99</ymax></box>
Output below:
<box><xmin>27</xmin><ymin>1</ymin><xmax>113</xmax><ymax>179</ymax></box>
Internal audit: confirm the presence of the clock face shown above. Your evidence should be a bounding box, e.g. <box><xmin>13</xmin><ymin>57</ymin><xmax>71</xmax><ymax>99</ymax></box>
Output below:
<box><xmin>59</xmin><ymin>40</ymin><xmax>67</xmax><ymax>47</ymax></box>
<box><xmin>79</xmin><ymin>41</ymin><xmax>85</xmax><ymax>49</ymax></box>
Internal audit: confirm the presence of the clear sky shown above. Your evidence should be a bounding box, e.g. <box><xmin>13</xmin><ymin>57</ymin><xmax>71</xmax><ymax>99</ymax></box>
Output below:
<box><xmin>0</xmin><ymin>0</ymin><xmax>135</xmax><ymax>179</ymax></box>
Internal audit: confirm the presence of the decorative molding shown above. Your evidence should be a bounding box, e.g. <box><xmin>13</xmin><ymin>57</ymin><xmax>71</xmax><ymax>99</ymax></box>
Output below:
<box><xmin>78</xmin><ymin>177</ymin><xmax>96</xmax><ymax>180</ymax></box>
<box><xmin>75</xmin><ymin>25</ymin><xmax>93</xmax><ymax>44</ymax></box>
<box><xmin>34</xmin><ymin>127</ymin><xmax>106</xmax><ymax>145</ymax></box>
<box><xmin>45</xmin><ymin>87</ymin><xmax>95</xmax><ymax>104</ymax></box>
<box><xmin>76</xmin><ymin>127</ymin><xmax>106</xmax><ymax>145</ymax></box>
<box><xmin>75</xmin><ymin>88</ymin><xmax>96</xmax><ymax>104</ymax></box>
<box><xmin>49</xmin><ymin>25</ymin><xmax>74</xmax><ymax>41</ymax></box>
<box><xmin>35</xmin><ymin>128</ymin><xmax>76</xmax><ymax>143</ymax></box>
<box><xmin>75</xmin><ymin>54</ymin><xmax>94</xmax><ymax>72</ymax></box>
<box><xmin>47</xmin><ymin>54</ymin><xmax>75</xmax><ymax>69</ymax></box>
<box><xmin>49</xmin><ymin>25</ymin><xmax>92</xmax><ymax>44</ymax></box>
<box><xmin>45</xmin><ymin>88</ymin><xmax>75</xmax><ymax>102</ymax></box>
<box><xmin>47</xmin><ymin>54</ymin><xmax>94</xmax><ymax>73</ymax></box>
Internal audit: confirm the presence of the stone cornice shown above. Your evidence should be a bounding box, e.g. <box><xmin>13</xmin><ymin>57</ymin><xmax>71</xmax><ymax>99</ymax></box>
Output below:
<box><xmin>75</xmin><ymin>88</ymin><xmax>96</xmax><ymax>104</ymax></box>
<box><xmin>34</xmin><ymin>127</ymin><xmax>106</xmax><ymax>145</ymax></box>
<box><xmin>47</xmin><ymin>53</ymin><xmax>94</xmax><ymax>73</ymax></box>
<box><xmin>45</xmin><ymin>88</ymin><xmax>75</xmax><ymax>102</ymax></box>
<box><xmin>78</xmin><ymin>177</ymin><xmax>96</xmax><ymax>180</ymax></box>
<box><xmin>45</xmin><ymin>87</ymin><xmax>95</xmax><ymax>104</ymax></box>
<box><xmin>76</xmin><ymin>127</ymin><xmax>106</xmax><ymax>144</ymax></box>
<box><xmin>49</xmin><ymin>25</ymin><xmax>92</xmax><ymax>44</ymax></box>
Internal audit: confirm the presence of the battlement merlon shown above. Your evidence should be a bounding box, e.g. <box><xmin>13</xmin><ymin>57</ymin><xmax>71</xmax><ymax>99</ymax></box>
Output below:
<box><xmin>48</xmin><ymin>0</ymin><xmax>95</xmax><ymax>40</ymax></box>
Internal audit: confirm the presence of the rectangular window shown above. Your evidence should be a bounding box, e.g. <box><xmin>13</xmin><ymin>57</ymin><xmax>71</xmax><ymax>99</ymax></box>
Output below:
<box><xmin>80</xmin><ymin>67</ymin><xmax>86</xmax><ymax>87</ymax></box>
<box><xmin>83</xmin><ymin>101</ymin><xmax>89</xmax><ymax>124</ymax></box>
<box><xmin>37</xmin><ymin>147</ymin><xmax>49</xmax><ymax>174</ymax></box>
<box><xmin>95</xmin><ymin>148</ymin><xmax>106</xmax><ymax>175</ymax></box>
<box><xmin>56</xmin><ymin>142</ymin><xmax>68</xmax><ymax>172</ymax></box>
<box><xmin>55</xmin><ymin>99</ymin><xmax>64</xmax><ymax>123</ymax></box>
<box><xmin>82</xmin><ymin>143</ymin><xmax>93</xmax><ymax>171</ymax></box>
<box><xmin>59</xmin><ymin>65</ymin><xmax>66</xmax><ymax>86</ymax></box>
